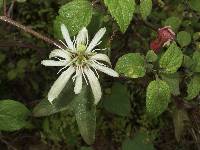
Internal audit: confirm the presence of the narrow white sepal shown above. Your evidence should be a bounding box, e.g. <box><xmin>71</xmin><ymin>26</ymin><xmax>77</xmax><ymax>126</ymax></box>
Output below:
<box><xmin>84</xmin><ymin>68</ymin><xmax>102</xmax><ymax>105</ymax></box>
<box><xmin>48</xmin><ymin>66</ymin><xmax>75</xmax><ymax>103</ymax></box>
<box><xmin>61</xmin><ymin>24</ymin><xmax>74</xmax><ymax>50</ymax></box>
<box><xmin>49</xmin><ymin>49</ymin><xmax>71</xmax><ymax>60</ymax></box>
<box><xmin>86</xmin><ymin>27</ymin><xmax>106</xmax><ymax>52</ymax></box>
<box><xmin>41</xmin><ymin>60</ymin><xmax>68</xmax><ymax>66</ymax></box>
<box><xmin>91</xmin><ymin>53</ymin><xmax>111</xmax><ymax>65</ymax></box>
<box><xmin>91</xmin><ymin>62</ymin><xmax>119</xmax><ymax>77</ymax></box>
<box><xmin>74</xmin><ymin>70</ymin><xmax>83</xmax><ymax>94</ymax></box>
<box><xmin>76</xmin><ymin>27</ymin><xmax>88</xmax><ymax>47</ymax></box>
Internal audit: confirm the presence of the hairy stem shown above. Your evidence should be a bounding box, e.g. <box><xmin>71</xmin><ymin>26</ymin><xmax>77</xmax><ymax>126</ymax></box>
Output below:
<box><xmin>0</xmin><ymin>16</ymin><xmax>64</xmax><ymax>48</ymax></box>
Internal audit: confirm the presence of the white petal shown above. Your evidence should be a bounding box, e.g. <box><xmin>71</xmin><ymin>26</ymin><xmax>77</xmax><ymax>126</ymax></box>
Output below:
<box><xmin>48</xmin><ymin>66</ymin><xmax>75</xmax><ymax>103</ymax></box>
<box><xmin>91</xmin><ymin>62</ymin><xmax>119</xmax><ymax>77</ymax></box>
<box><xmin>74</xmin><ymin>70</ymin><xmax>83</xmax><ymax>94</ymax></box>
<box><xmin>41</xmin><ymin>60</ymin><xmax>68</xmax><ymax>66</ymax></box>
<box><xmin>86</xmin><ymin>28</ymin><xmax>106</xmax><ymax>52</ymax></box>
<box><xmin>49</xmin><ymin>49</ymin><xmax>71</xmax><ymax>60</ymax></box>
<box><xmin>76</xmin><ymin>27</ymin><xmax>88</xmax><ymax>47</ymax></box>
<box><xmin>90</xmin><ymin>53</ymin><xmax>111</xmax><ymax>65</ymax></box>
<box><xmin>84</xmin><ymin>68</ymin><xmax>102</xmax><ymax>105</ymax></box>
<box><xmin>61</xmin><ymin>24</ymin><xmax>74</xmax><ymax>50</ymax></box>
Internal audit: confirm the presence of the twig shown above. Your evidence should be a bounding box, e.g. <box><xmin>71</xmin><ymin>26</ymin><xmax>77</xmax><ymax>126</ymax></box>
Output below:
<box><xmin>0</xmin><ymin>40</ymin><xmax>47</xmax><ymax>51</ymax></box>
<box><xmin>0</xmin><ymin>16</ymin><xmax>64</xmax><ymax>48</ymax></box>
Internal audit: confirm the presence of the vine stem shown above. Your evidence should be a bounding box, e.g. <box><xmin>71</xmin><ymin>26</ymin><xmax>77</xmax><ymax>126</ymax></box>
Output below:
<box><xmin>0</xmin><ymin>16</ymin><xmax>64</xmax><ymax>49</ymax></box>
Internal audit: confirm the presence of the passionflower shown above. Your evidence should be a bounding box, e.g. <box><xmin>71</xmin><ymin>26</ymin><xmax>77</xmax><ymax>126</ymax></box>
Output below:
<box><xmin>41</xmin><ymin>24</ymin><xmax>119</xmax><ymax>104</ymax></box>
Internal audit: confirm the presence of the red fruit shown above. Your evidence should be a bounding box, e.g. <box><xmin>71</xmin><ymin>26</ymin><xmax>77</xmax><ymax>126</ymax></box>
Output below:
<box><xmin>158</xmin><ymin>26</ymin><xmax>175</xmax><ymax>45</ymax></box>
<box><xmin>150</xmin><ymin>38</ymin><xmax>162</xmax><ymax>53</ymax></box>
<box><xmin>150</xmin><ymin>26</ymin><xmax>175</xmax><ymax>53</ymax></box>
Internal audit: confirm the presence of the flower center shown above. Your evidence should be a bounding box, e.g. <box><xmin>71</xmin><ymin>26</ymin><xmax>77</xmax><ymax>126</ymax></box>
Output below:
<box><xmin>77</xmin><ymin>44</ymin><xmax>86</xmax><ymax>52</ymax></box>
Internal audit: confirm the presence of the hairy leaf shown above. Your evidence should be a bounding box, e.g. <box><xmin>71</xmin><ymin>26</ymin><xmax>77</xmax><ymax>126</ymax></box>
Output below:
<box><xmin>173</xmin><ymin>109</ymin><xmax>189</xmax><ymax>142</ymax></box>
<box><xmin>54</xmin><ymin>0</ymin><xmax>93</xmax><ymax>38</ymax></box>
<box><xmin>72</xmin><ymin>85</ymin><xmax>96</xmax><ymax>145</ymax></box>
<box><xmin>192</xmin><ymin>51</ymin><xmax>200</xmax><ymax>72</ymax></box>
<box><xmin>140</xmin><ymin>0</ymin><xmax>152</xmax><ymax>20</ymax></box>
<box><xmin>159</xmin><ymin>42</ymin><xmax>183</xmax><ymax>74</ymax></box>
<box><xmin>146</xmin><ymin>79</ymin><xmax>171</xmax><ymax>117</ymax></box>
<box><xmin>115</xmin><ymin>53</ymin><xmax>146</xmax><ymax>78</ymax></box>
<box><xmin>161</xmin><ymin>73</ymin><xmax>180</xmax><ymax>96</ymax></box>
<box><xmin>186</xmin><ymin>75</ymin><xmax>200</xmax><ymax>100</ymax></box>
<box><xmin>0</xmin><ymin>100</ymin><xmax>30</xmax><ymax>131</ymax></box>
<box><xmin>103</xmin><ymin>83</ymin><xmax>131</xmax><ymax>116</ymax></box>
<box><xmin>177</xmin><ymin>31</ymin><xmax>191</xmax><ymax>47</ymax></box>
<box><xmin>104</xmin><ymin>0</ymin><xmax>135</xmax><ymax>32</ymax></box>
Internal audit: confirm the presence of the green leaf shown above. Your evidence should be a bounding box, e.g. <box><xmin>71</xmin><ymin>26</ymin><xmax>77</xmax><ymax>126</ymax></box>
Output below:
<box><xmin>104</xmin><ymin>0</ymin><xmax>135</xmax><ymax>32</ymax></box>
<box><xmin>191</xmin><ymin>50</ymin><xmax>200</xmax><ymax>72</ymax></box>
<box><xmin>54</xmin><ymin>0</ymin><xmax>93</xmax><ymax>38</ymax></box>
<box><xmin>0</xmin><ymin>0</ymin><xmax>2</xmax><ymax>8</ymax></box>
<box><xmin>33</xmin><ymin>81</ymin><xmax>75</xmax><ymax>117</ymax></box>
<box><xmin>189</xmin><ymin>0</ymin><xmax>200</xmax><ymax>13</ymax></box>
<box><xmin>0</xmin><ymin>100</ymin><xmax>30</xmax><ymax>131</ymax></box>
<box><xmin>72</xmin><ymin>85</ymin><xmax>96</xmax><ymax>145</ymax></box>
<box><xmin>122</xmin><ymin>131</ymin><xmax>155</xmax><ymax>150</ymax></box>
<box><xmin>182</xmin><ymin>55</ymin><xmax>194</xmax><ymax>68</ymax></box>
<box><xmin>81</xmin><ymin>147</ymin><xmax>93</xmax><ymax>150</ymax></box>
<box><xmin>146</xmin><ymin>79</ymin><xmax>171</xmax><ymax>117</ymax></box>
<box><xmin>146</xmin><ymin>50</ymin><xmax>157</xmax><ymax>63</ymax></box>
<box><xmin>140</xmin><ymin>0</ymin><xmax>152</xmax><ymax>20</ymax></box>
<box><xmin>161</xmin><ymin>73</ymin><xmax>180</xmax><ymax>96</ymax></box>
<box><xmin>173</xmin><ymin>109</ymin><xmax>189</xmax><ymax>142</ymax></box>
<box><xmin>115</xmin><ymin>53</ymin><xmax>146</xmax><ymax>78</ymax></box>
<box><xmin>159</xmin><ymin>42</ymin><xmax>183</xmax><ymax>74</ymax></box>
<box><xmin>186</xmin><ymin>75</ymin><xmax>200</xmax><ymax>100</ymax></box>
<box><xmin>177</xmin><ymin>31</ymin><xmax>191</xmax><ymax>47</ymax></box>
<box><xmin>164</xmin><ymin>17</ymin><xmax>181</xmax><ymax>31</ymax></box>
<box><xmin>103</xmin><ymin>83</ymin><xmax>131</xmax><ymax>116</ymax></box>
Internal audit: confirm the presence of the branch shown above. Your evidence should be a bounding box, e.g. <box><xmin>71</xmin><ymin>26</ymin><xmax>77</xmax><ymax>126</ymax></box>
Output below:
<box><xmin>0</xmin><ymin>40</ymin><xmax>47</xmax><ymax>51</ymax></box>
<box><xmin>0</xmin><ymin>16</ymin><xmax>64</xmax><ymax>49</ymax></box>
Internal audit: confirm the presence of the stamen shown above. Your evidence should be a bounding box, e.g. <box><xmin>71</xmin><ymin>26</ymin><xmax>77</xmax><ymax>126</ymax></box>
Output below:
<box><xmin>59</xmin><ymin>40</ymin><xmax>68</xmax><ymax>48</ymax></box>
<box><xmin>81</xmin><ymin>66</ymin><xmax>88</xmax><ymax>85</ymax></box>
<box><xmin>54</xmin><ymin>43</ymin><xmax>65</xmax><ymax>51</ymax></box>
<box><xmin>93</xmin><ymin>67</ymin><xmax>99</xmax><ymax>78</ymax></box>
<box><xmin>92</xmin><ymin>60</ymin><xmax>107</xmax><ymax>67</ymax></box>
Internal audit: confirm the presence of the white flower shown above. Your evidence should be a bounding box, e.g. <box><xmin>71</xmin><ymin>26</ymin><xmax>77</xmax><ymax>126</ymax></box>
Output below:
<box><xmin>41</xmin><ymin>24</ymin><xmax>119</xmax><ymax>104</ymax></box>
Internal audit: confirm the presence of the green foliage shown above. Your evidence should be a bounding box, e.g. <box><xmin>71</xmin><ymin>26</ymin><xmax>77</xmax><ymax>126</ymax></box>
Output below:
<box><xmin>189</xmin><ymin>0</ymin><xmax>200</xmax><ymax>12</ymax></box>
<box><xmin>186</xmin><ymin>75</ymin><xmax>200</xmax><ymax>100</ymax></box>
<box><xmin>1</xmin><ymin>0</ymin><xmax>200</xmax><ymax>149</ymax></box>
<box><xmin>161</xmin><ymin>73</ymin><xmax>180</xmax><ymax>96</ymax></box>
<box><xmin>172</xmin><ymin>109</ymin><xmax>189</xmax><ymax>142</ymax></box>
<box><xmin>103</xmin><ymin>83</ymin><xmax>131</xmax><ymax>116</ymax></box>
<box><xmin>33</xmin><ymin>81</ymin><xmax>75</xmax><ymax>117</ymax></box>
<box><xmin>140</xmin><ymin>0</ymin><xmax>152</xmax><ymax>20</ymax></box>
<box><xmin>0</xmin><ymin>100</ymin><xmax>30</xmax><ymax>131</ymax></box>
<box><xmin>115</xmin><ymin>53</ymin><xmax>146</xmax><ymax>78</ymax></box>
<box><xmin>72</xmin><ymin>85</ymin><xmax>96</xmax><ymax>145</ymax></box>
<box><xmin>159</xmin><ymin>42</ymin><xmax>183</xmax><ymax>74</ymax></box>
<box><xmin>122</xmin><ymin>131</ymin><xmax>155</xmax><ymax>150</ymax></box>
<box><xmin>191</xmin><ymin>50</ymin><xmax>200</xmax><ymax>72</ymax></box>
<box><xmin>164</xmin><ymin>17</ymin><xmax>182</xmax><ymax>31</ymax></box>
<box><xmin>104</xmin><ymin>0</ymin><xmax>135</xmax><ymax>32</ymax></box>
<box><xmin>146</xmin><ymin>50</ymin><xmax>157</xmax><ymax>63</ymax></box>
<box><xmin>177</xmin><ymin>31</ymin><xmax>191</xmax><ymax>47</ymax></box>
<box><xmin>146</xmin><ymin>79</ymin><xmax>171</xmax><ymax>117</ymax></box>
<box><xmin>54</xmin><ymin>0</ymin><xmax>93</xmax><ymax>38</ymax></box>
